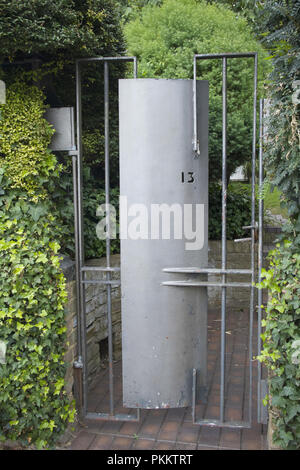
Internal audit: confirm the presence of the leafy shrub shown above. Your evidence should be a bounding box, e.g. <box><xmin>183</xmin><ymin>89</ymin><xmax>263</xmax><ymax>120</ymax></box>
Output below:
<box><xmin>257</xmin><ymin>1</ymin><xmax>300</xmax><ymax>242</ymax></box>
<box><xmin>124</xmin><ymin>0</ymin><xmax>269</xmax><ymax>181</ymax></box>
<box><xmin>0</xmin><ymin>83</ymin><xmax>59</xmax><ymax>199</ymax></box>
<box><xmin>209</xmin><ymin>182</ymin><xmax>253</xmax><ymax>240</ymax></box>
<box><xmin>254</xmin><ymin>1</ymin><xmax>300</xmax><ymax>449</ymax></box>
<box><xmin>0</xmin><ymin>0</ymin><xmax>125</xmax><ymax>60</ymax></box>
<box><xmin>0</xmin><ymin>0</ymin><xmax>126</xmax><ymax>189</ymax></box>
<box><xmin>258</xmin><ymin>242</ymin><xmax>300</xmax><ymax>449</ymax></box>
<box><xmin>0</xmin><ymin>83</ymin><xmax>75</xmax><ymax>449</ymax></box>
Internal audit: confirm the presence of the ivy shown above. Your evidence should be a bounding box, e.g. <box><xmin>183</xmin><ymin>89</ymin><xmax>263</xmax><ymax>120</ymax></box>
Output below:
<box><xmin>257</xmin><ymin>242</ymin><xmax>300</xmax><ymax>450</ymax></box>
<box><xmin>0</xmin><ymin>84</ymin><xmax>75</xmax><ymax>449</ymax></box>
<box><xmin>257</xmin><ymin>0</ymin><xmax>300</xmax><ymax>240</ymax></box>
<box><xmin>254</xmin><ymin>1</ymin><xmax>300</xmax><ymax>450</ymax></box>
<box><xmin>0</xmin><ymin>82</ymin><xmax>60</xmax><ymax>200</ymax></box>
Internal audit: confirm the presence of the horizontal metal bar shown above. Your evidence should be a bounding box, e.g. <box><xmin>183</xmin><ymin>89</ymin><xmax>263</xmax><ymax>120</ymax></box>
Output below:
<box><xmin>234</xmin><ymin>238</ymin><xmax>252</xmax><ymax>243</ymax></box>
<box><xmin>82</xmin><ymin>280</ymin><xmax>121</xmax><ymax>286</ymax></box>
<box><xmin>81</xmin><ymin>266</ymin><xmax>120</xmax><ymax>272</ymax></box>
<box><xmin>76</xmin><ymin>56</ymin><xmax>137</xmax><ymax>64</ymax></box>
<box><xmin>162</xmin><ymin>267</ymin><xmax>252</xmax><ymax>275</ymax></box>
<box><xmin>194</xmin><ymin>52</ymin><xmax>257</xmax><ymax>59</ymax></box>
<box><xmin>192</xmin><ymin>419</ymin><xmax>251</xmax><ymax>429</ymax></box>
<box><xmin>85</xmin><ymin>411</ymin><xmax>140</xmax><ymax>422</ymax></box>
<box><xmin>162</xmin><ymin>281</ymin><xmax>252</xmax><ymax>288</ymax></box>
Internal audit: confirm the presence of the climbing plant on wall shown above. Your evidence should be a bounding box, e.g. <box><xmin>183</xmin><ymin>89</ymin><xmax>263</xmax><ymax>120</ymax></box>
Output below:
<box><xmin>0</xmin><ymin>82</ymin><xmax>75</xmax><ymax>449</ymax></box>
<box><xmin>256</xmin><ymin>0</ymin><xmax>300</xmax><ymax>450</ymax></box>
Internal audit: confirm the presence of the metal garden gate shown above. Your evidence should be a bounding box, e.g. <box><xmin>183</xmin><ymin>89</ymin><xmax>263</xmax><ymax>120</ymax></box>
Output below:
<box><xmin>69</xmin><ymin>53</ymin><xmax>267</xmax><ymax>429</ymax></box>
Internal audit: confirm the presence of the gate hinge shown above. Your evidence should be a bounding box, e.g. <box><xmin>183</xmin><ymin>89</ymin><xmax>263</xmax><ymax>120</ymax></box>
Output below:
<box><xmin>73</xmin><ymin>357</ymin><xmax>83</xmax><ymax>369</ymax></box>
<box><xmin>193</xmin><ymin>139</ymin><xmax>201</xmax><ymax>157</ymax></box>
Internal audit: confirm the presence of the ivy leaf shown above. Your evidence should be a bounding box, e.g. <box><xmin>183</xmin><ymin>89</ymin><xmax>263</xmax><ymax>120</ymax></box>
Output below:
<box><xmin>28</xmin><ymin>205</ymin><xmax>47</xmax><ymax>222</ymax></box>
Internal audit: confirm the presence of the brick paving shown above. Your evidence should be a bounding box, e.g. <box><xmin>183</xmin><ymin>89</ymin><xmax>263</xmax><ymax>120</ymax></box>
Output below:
<box><xmin>64</xmin><ymin>308</ymin><xmax>268</xmax><ymax>450</ymax></box>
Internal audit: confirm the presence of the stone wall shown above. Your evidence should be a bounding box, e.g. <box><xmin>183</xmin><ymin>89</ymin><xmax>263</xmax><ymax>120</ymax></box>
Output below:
<box><xmin>61</xmin><ymin>258</ymin><xmax>77</xmax><ymax>401</ymax></box>
<box><xmin>84</xmin><ymin>255</ymin><xmax>121</xmax><ymax>388</ymax></box>
<box><xmin>62</xmin><ymin>255</ymin><xmax>121</xmax><ymax>394</ymax></box>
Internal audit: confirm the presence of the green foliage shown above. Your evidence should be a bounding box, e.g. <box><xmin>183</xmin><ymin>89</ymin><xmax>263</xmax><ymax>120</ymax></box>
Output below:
<box><xmin>254</xmin><ymin>1</ymin><xmax>300</xmax><ymax>449</ymax></box>
<box><xmin>257</xmin><ymin>242</ymin><xmax>300</xmax><ymax>449</ymax></box>
<box><xmin>209</xmin><ymin>182</ymin><xmax>253</xmax><ymax>240</ymax></box>
<box><xmin>0</xmin><ymin>82</ymin><xmax>59</xmax><ymax>199</ymax></box>
<box><xmin>0</xmin><ymin>0</ymin><xmax>126</xmax><ymax>188</ymax></box>
<box><xmin>0</xmin><ymin>84</ymin><xmax>75</xmax><ymax>448</ymax></box>
<box><xmin>257</xmin><ymin>0</ymin><xmax>300</xmax><ymax>241</ymax></box>
<box><xmin>0</xmin><ymin>0</ymin><xmax>125</xmax><ymax>60</ymax></box>
<box><xmin>124</xmin><ymin>0</ymin><xmax>269</xmax><ymax>181</ymax></box>
<box><xmin>50</xmin><ymin>167</ymin><xmax>120</xmax><ymax>259</ymax></box>
<box><xmin>261</xmin><ymin>183</ymin><xmax>288</xmax><ymax>219</ymax></box>
<box><xmin>206</xmin><ymin>0</ymin><xmax>259</xmax><ymax>28</ymax></box>
<box><xmin>116</xmin><ymin>0</ymin><xmax>163</xmax><ymax>23</ymax></box>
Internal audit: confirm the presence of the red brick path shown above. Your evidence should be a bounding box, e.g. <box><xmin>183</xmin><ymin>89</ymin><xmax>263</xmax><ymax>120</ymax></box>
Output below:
<box><xmin>64</xmin><ymin>308</ymin><xmax>267</xmax><ymax>450</ymax></box>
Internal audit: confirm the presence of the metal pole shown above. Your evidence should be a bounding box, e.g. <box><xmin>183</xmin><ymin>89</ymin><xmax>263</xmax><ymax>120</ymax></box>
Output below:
<box><xmin>76</xmin><ymin>60</ymin><xmax>88</xmax><ymax>416</ymax></box>
<box><xmin>249</xmin><ymin>53</ymin><xmax>258</xmax><ymax>424</ymax></box>
<box><xmin>192</xmin><ymin>52</ymin><xmax>258</xmax><ymax>428</ymax></box>
<box><xmin>193</xmin><ymin>56</ymin><xmax>199</xmax><ymax>154</ymax></box>
<box><xmin>104</xmin><ymin>61</ymin><xmax>115</xmax><ymax>416</ymax></box>
<box><xmin>133</xmin><ymin>57</ymin><xmax>138</xmax><ymax>79</ymax></box>
<box><xmin>72</xmin><ymin>154</ymin><xmax>82</xmax><ymax>361</ymax></box>
<box><xmin>257</xmin><ymin>98</ymin><xmax>264</xmax><ymax>422</ymax></box>
<box><xmin>220</xmin><ymin>56</ymin><xmax>227</xmax><ymax>423</ymax></box>
<box><xmin>194</xmin><ymin>52</ymin><xmax>258</xmax><ymax>60</ymax></box>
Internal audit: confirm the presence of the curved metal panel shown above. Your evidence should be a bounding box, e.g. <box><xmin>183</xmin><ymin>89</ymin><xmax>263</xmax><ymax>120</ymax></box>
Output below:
<box><xmin>119</xmin><ymin>79</ymin><xmax>208</xmax><ymax>408</ymax></box>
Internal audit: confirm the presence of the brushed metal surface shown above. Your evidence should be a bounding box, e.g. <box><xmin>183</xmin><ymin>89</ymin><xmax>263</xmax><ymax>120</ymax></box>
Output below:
<box><xmin>119</xmin><ymin>79</ymin><xmax>208</xmax><ymax>408</ymax></box>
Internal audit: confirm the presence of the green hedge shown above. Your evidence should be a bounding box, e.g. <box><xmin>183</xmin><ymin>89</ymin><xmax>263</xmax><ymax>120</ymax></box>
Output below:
<box><xmin>255</xmin><ymin>0</ymin><xmax>300</xmax><ymax>449</ymax></box>
<box><xmin>0</xmin><ymin>83</ymin><xmax>75</xmax><ymax>449</ymax></box>
<box><xmin>258</xmin><ymin>242</ymin><xmax>300</xmax><ymax>449</ymax></box>
<box><xmin>209</xmin><ymin>182</ymin><xmax>253</xmax><ymax>241</ymax></box>
<box><xmin>50</xmin><ymin>167</ymin><xmax>120</xmax><ymax>259</ymax></box>
<box><xmin>124</xmin><ymin>0</ymin><xmax>269</xmax><ymax>182</ymax></box>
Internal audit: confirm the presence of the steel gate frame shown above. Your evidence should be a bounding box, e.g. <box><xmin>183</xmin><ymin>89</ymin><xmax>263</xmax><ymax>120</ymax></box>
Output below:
<box><xmin>72</xmin><ymin>56</ymin><xmax>140</xmax><ymax>422</ymax></box>
<box><xmin>190</xmin><ymin>52</ymin><xmax>258</xmax><ymax>429</ymax></box>
<box><xmin>71</xmin><ymin>53</ymin><xmax>266</xmax><ymax>428</ymax></box>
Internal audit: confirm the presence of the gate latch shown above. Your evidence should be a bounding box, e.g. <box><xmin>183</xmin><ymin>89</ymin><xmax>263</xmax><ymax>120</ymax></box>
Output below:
<box><xmin>234</xmin><ymin>222</ymin><xmax>258</xmax><ymax>243</ymax></box>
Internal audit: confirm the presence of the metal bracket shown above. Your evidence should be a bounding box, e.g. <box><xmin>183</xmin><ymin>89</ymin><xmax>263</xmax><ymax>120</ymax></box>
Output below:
<box><xmin>259</xmin><ymin>379</ymin><xmax>269</xmax><ymax>425</ymax></box>
<box><xmin>73</xmin><ymin>357</ymin><xmax>83</xmax><ymax>369</ymax></box>
<box><xmin>234</xmin><ymin>221</ymin><xmax>258</xmax><ymax>243</ymax></box>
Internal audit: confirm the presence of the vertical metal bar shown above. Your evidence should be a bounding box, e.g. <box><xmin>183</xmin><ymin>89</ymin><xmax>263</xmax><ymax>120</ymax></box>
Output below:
<box><xmin>104</xmin><ymin>61</ymin><xmax>114</xmax><ymax>416</ymax></box>
<box><xmin>220</xmin><ymin>57</ymin><xmax>227</xmax><ymax>423</ymax></box>
<box><xmin>249</xmin><ymin>53</ymin><xmax>258</xmax><ymax>424</ymax></box>
<box><xmin>193</xmin><ymin>56</ymin><xmax>198</xmax><ymax>154</ymax></box>
<box><xmin>72</xmin><ymin>154</ymin><xmax>82</xmax><ymax>361</ymax></box>
<box><xmin>192</xmin><ymin>368</ymin><xmax>197</xmax><ymax>422</ymax></box>
<box><xmin>76</xmin><ymin>60</ymin><xmax>88</xmax><ymax>417</ymax></box>
<box><xmin>133</xmin><ymin>57</ymin><xmax>138</xmax><ymax>79</ymax></box>
<box><xmin>257</xmin><ymin>98</ymin><xmax>264</xmax><ymax>422</ymax></box>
